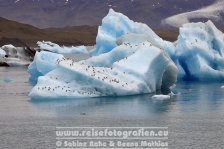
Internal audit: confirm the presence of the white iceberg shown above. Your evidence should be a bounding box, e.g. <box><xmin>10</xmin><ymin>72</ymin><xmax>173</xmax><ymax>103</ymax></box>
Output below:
<box><xmin>176</xmin><ymin>20</ymin><xmax>224</xmax><ymax>81</ymax></box>
<box><xmin>37</xmin><ymin>41</ymin><xmax>88</xmax><ymax>54</ymax></box>
<box><xmin>29</xmin><ymin>42</ymin><xmax>178</xmax><ymax>99</ymax></box>
<box><xmin>28</xmin><ymin>51</ymin><xmax>64</xmax><ymax>80</ymax></box>
<box><xmin>0</xmin><ymin>45</ymin><xmax>33</xmax><ymax>66</ymax></box>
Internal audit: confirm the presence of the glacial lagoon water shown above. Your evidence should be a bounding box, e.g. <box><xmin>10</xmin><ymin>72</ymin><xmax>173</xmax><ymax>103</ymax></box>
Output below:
<box><xmin>0</xmin><ymin>67</ymin><xmax>224</xmax><ymax>148</ymax></box>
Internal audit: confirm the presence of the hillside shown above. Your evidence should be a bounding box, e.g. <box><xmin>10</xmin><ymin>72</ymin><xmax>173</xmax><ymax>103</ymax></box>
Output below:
<box><xmin>0</xmin><ymin>17</ymin><xmax>97</xmax><ymax>47</ymax></box>
<box><xmin>0</xmin><ymin>17</ymin><xmax>178</xmax><ymax>47</ymax></box>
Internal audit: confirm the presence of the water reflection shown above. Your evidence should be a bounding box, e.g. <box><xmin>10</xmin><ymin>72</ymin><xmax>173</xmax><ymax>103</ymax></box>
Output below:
<box><xmin>174</xmin><ymin>81</ymin><xmax>224</xmax><ymax>113</ymax></box>
<box><xmin>1</xmin><ymin>67</ymin><xmax>224</xmax><ymax>119</ymax></box>
<box><xmin>30</xmin><ymin>81</ymin><xmax>224</xmax><ymax>118</ymax></box>
<box><xmin>30</xmin><ymin>94</ymin><xmax>177</xmax><ymax>118</ymax></box>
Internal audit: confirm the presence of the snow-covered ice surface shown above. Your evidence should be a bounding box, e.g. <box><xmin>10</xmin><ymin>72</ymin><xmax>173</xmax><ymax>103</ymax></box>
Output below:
<box><xmin>176</xmin><ymin>20</ymin><xmax>224</xmax><ymax>81</ymax></box>
<box><xmin>82</xmin><ymin>42</ymin><xmax>141</xmax><ymax>67</ymax></box>
<box><xmin>37</xmin><ymin>41</ymin><xmax>88</xmax><ymax>54</ymax></box>
<box><xmin>29</xmin><ymin>42</ymin><xmax>178</xmax><ymax>99</ymax></box>
<box><xmin>117</xmin><ymin>33</ymin><xmax>177</xmax><ymax>62</ymax></box>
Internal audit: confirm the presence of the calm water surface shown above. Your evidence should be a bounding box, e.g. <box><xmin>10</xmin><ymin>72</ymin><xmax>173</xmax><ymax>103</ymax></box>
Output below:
<box><xmin>0</xmin><ymin>67</ymin><xmax>224</xmax><ymax>148</ymax></box>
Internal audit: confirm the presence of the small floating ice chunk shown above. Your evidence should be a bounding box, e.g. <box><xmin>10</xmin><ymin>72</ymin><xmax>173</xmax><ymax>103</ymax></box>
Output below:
<box><xmin>152</xmin><ymin>92</ymin><xmax>175</xmax><ymax>100</ymax></box>
<box><xmin>152</xmin><ymin>94</ymin><xmax>171</xmax><ymax>100</ymax></box>
<box><xmin>169</xmin><ymin>84</ymin><xmax>176</xmax><ymax>90</ymax></box>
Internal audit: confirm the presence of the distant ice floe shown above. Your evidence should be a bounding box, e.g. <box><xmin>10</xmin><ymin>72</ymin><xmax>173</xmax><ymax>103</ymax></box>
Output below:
<box><xmin>0</xmin><ymin>42</ymin><xmax>89</xmax><ymax>67</ymax></box>
<box><xmin>0</xmin><ymin>45</ymin><xmax>34</xmax><ymax>66</ymax></box>
<box><xmin>37</xmin><ymin>41</ymin><xmax>88</xmax><ymax>54</ymax></box>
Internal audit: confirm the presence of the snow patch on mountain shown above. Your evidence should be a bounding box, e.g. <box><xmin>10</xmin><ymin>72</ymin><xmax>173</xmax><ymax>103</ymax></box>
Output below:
<box><xmin>162</xmin><ymin>0</ymin><xmax>224</xmax><ymax>27</ymax></box>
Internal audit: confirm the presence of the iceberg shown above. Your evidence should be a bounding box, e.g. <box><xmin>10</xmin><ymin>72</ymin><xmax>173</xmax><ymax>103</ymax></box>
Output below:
<box><xmin>0</xmin><ymin>48</ymin><xmax>6</xmax><ymax>57</ymax></box>
<box><xmin>116</xmin><ymin>33</ymin><xmax>177</xmax><ymax>61</ymax></box>
<box><xmin>29</xmin><ymin>42</ymin><xmax>178</xmax><ymax>99</ymax></box>
<box><xmin>0</xmin><ymin>48</ymin><xmax>7</xmax><ymax>66</ymax></box>
<box><xmin>90</xmin><ymin>9</ymin><xmax>170</xmax><ymax>55</ymax></box>
<box><xmin>27</xmin><ymin>9</ymin><xmax>224</xmax><ymax>100</ymax></box>
<box><xmin>90</xmin><ymin>9</ymin><xmax>177</xmax><ymax>66</ymax></box>
<box><xmin>28</xmin><ymin>9</ymin><xmax>179</xmax><ymax>99</ymax></box>
<box><xmin>37</xmin><ymin>41</ymin><xmax>88</xmax><ymax>54</ymax></box>
<box><xmin>0</xmin><ymin>45</ymin><xmax>33</xmax><ymax>66</ymax></box>
<box><xmin>28</xmin><ymin>51</ymin><xmax>64</xmax><ymax>80</ymax></box>
<box><xmin>176</xmin><ymin>20</ymin><xmax>224</xmax><ymax>81</ymax></box>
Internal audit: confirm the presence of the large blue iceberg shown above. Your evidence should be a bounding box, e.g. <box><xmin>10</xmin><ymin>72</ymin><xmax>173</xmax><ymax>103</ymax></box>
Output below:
<box><xmin>29</xmin><ymin>42</ymin><xmax>178</xmax><ymax>99</ymax></box>
<box><xmin>90</xmin><ymin>9</ymin><xmax>175</xmax><ymax>59</ymax></box>
<box><xmin>28</xmin><ymin>9</ymin><xmax>224</xmax><ymax>99</ymax></box>
<box><xmin>176</xmin><ymin>21</ymin><xmax>224</xmax><ymax>81</ymax></box>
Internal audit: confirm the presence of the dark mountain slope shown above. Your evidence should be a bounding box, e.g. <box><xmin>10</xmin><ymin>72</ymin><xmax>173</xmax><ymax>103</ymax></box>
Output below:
<box><xmin>0</xmin><ymin>17</ymin><xmax>97</xmax><ymax>46</ymax></box>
